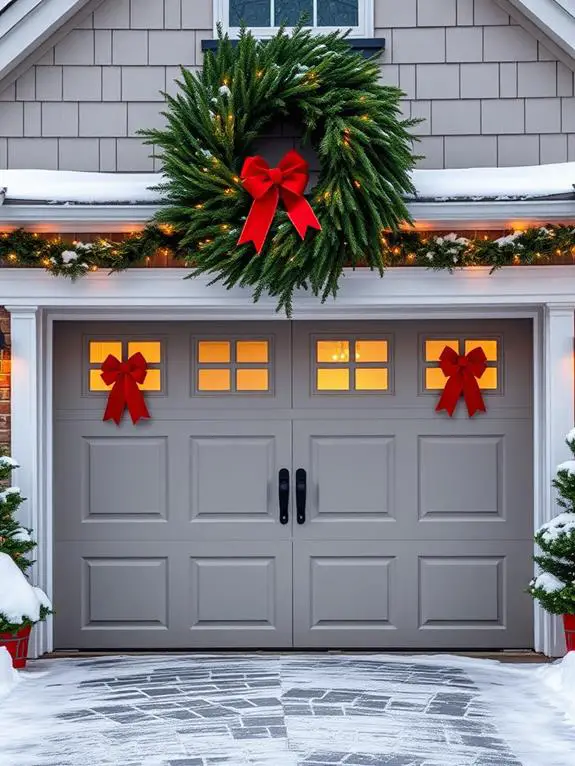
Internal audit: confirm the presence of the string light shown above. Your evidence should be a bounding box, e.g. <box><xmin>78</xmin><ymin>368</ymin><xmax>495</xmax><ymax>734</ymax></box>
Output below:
<box><xmin>159</xmin><ymin>224</ymin><xmax>174</xmax><ymax>235</ymax></box>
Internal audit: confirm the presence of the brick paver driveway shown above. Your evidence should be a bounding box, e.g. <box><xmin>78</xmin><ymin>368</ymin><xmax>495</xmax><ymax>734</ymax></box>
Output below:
<box><xmin>0</xmin><ymin>654</ymin><xmax>573</xmax><ymax>765</ymax></box>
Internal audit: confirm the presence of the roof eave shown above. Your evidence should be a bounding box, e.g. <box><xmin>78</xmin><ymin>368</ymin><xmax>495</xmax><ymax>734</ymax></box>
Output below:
<box><xmin>0</xmin><ymin>200</ymin><xmax>573</xmax><ymax>232</ymax></box>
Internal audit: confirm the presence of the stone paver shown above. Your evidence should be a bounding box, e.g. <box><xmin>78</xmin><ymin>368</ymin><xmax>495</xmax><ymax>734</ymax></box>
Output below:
<box><xmin>0</xmin><ymin>654</ymin><xmax>570</xmax><ymax>765</ymax></box>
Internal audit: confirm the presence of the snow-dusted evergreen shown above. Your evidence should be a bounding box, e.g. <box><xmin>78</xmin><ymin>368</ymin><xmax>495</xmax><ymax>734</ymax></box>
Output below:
<box><xmin>529</xmin><ymin>431</ymin><xmax>575</xmax><ymax>614</ymax></box>
<box><xmin>0</xmin><ymin>456</ymin><xmax>51</xmax><ymax>633</ymax></box>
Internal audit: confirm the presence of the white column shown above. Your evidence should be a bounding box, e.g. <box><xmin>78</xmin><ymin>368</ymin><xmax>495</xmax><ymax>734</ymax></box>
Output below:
<box><xmin>5</xmin><ymin>306</ymin><xmax>47</xmax><ymax>657</ymax></box>
<box><xmin>540</xmin><ymin>304</ymin><xmax>575</xmax><ymax>656</ymax></box>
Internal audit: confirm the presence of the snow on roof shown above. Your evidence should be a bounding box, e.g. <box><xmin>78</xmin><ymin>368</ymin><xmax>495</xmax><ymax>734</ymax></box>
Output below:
<box><xmin>0</xmin><ymin>162</ymin><xmax>574</xmax><ymax>205</ymax></box>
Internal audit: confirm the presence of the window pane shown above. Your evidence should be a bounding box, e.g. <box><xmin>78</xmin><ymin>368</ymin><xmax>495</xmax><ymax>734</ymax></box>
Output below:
<box><xmin>89</xmin><ymin>369</ymin><xmax>113</xmax><ymax>391</ymax></box>
<box><xmin>318</xmin><ymin>0</ymin><xmax>358</xmax><ymax>25</ymax></box>
<box><xmin>236</xmin><ymin>340</ymin><xmax>269</xmax><ymax>363</ymax></box>
<box><xmin>355</xmin><ymin>340</ymin><xmax>388</xmax><ymax>363</ymax></box>
<box><xmin>317</xmin><ymin>340</ymin><xmax>350</xmax><ymax>363</ymax></box>
<box><xmin>275</xmin><ymin>0</ymin><xmax>313</xmax><ymax>25</ymax></box>
<box><xmin>198</xmin><ymin>341</ymin><xmax>231</xmax><ymax>363</ymax></box>
<box><xmin>230</xmin><ymin>0</ymin><xmax>270</xmax><ymax>26</ymax></box>
<box><xmin>465</xmin><ymin>339</ymin><xmax>498</xmax><ymax>362</ymax></box>
<box><xmin>198</xmin><ymin>369</ymin><xmax>231</xmax><ymax>391</ymax></box>
<box><xmin>355</xmin><ymin>368</ymin><xmax>388</xmax><ymax>391</ymax></box>
<box><xmin>237</xmin><ymin>369</ymin><xmax>269</xmax><ymax>391</ymax></box>
<box><xmin>479</xmin><ymin>367</ymin><xmax>498</xmax><ymax>390</ymax></box>
<box><xmin>425</xmin><ymin>339</ymin><xmax>459</xmax><ymax>362</ymax></box>
<box><xmin>317</xmin><ymin>368</ymin><xmax>350</xmax><ymax>390</ymax></box>
<box><xmin>138</xmin><ymin>369</ymin><xmax>162</xmax><ymax>391</ymax></box>
<box><xmin>128</xmin><ymin>341</ymin><xmax>161</xmax><ymax>363</ymax></box>
<box><xmin>90</xmin><ymin>341</ymin><xmax>122</xmax><ymax>364</ymax></box>
<box><xmin>425</xmin><ymin>367</ymin><xmax>448</xmax><ymax>390</ymax></box>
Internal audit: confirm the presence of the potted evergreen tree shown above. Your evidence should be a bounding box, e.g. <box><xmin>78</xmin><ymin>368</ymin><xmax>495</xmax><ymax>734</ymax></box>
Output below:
<box><xmin>529</xmin><ymin>429</ymin><xmax>575</xmax><ymax>652</ymax></box>
<box><xmin>0</xmin><ymin>455</ymin><xmax>51</xmax><ymax>668</ymax></box>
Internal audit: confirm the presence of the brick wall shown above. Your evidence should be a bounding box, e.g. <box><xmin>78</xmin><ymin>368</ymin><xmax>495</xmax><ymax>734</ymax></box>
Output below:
<box><xmin>0</xmin><ymin>309</ymin><xmax>10</xmax><ymax>452</ymax></box>
<box><xmin>0</xmin><ymin>0</ymin><xmax>573</xmax><ymax>170</ymax></box>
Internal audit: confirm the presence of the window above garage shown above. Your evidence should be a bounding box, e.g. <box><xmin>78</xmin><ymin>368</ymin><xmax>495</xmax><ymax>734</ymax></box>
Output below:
<box><xmin>215</xmin><ymin>0</ymin><xmax>375</xmax><ymax>38</ymax></box>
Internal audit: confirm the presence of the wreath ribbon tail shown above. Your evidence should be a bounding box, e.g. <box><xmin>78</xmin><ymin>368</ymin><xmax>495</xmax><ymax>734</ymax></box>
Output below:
<box><xmin>237</xmin><ymin>187</ymin><xmax>279</xmax><ymax>254</ymax></box>
<box><xmin>283</xmin><ymin>191</ymin><xmax>322</xmax><ymax>240</ymax></box>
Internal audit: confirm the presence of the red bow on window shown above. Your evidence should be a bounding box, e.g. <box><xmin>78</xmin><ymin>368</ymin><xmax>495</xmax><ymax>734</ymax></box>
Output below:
<box><xmin>435</xmin><ymin>346</ymin><xmax>487</xmax><ymax>417</ymax></box>
<box><xmin>237</xmin><ymin>149</ymin><xmax>322</xmax><ymax>253</ymax></box>
<box><xmin>100</xmin><ymin>352</ymin><xmax>151</xmax><ymax>425</ymax></box>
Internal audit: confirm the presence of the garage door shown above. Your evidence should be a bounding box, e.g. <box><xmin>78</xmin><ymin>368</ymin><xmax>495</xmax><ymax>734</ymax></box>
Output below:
<box><xmin>53</xmin><ymin>319</ymin><xmax>533</xmax><ymax>650</ymax></box>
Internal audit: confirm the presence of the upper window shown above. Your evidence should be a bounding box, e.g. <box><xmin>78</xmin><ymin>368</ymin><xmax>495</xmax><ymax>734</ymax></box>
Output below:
<box><xmin>217</xmin><ymin>0</ymin><xmax>373</xmax><ymax>37</ymax></box>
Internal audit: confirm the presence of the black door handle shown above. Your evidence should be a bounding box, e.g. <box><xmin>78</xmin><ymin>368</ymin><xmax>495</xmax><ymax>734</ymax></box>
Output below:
<box><xmin>296</xmin><ymin>468</ymin><xmax>306</xmax><ymax>524</ymax></box>
<box><xmin>278</xmin><ymin>468</ymin><xmax>289</xmax><ymax>524</ymax></box>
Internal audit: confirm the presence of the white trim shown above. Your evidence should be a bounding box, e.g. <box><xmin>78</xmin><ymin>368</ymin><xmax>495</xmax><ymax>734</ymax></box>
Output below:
<box><xmin>214</xmin><ymin>0</ymin><xmax>374</xmax><ymax>39</ymax></box>
<box><xmin>3</xmin><ymin>268</ymin><xmax>572</xmax><ymax>657</ymax></box>
<box><xmin>496</xmin><ymin>0</ymin><xmax>575</xmax><ymax>69</ymax></box>
<box><xmin>0</xmin><ymin>0</ymin><xmax>94</xmax><ymax>86</ymax></box>
<box><xmin>2</xmin><ymin>199</ymin><xmax>575</xmax><ymax>232</ymax></box>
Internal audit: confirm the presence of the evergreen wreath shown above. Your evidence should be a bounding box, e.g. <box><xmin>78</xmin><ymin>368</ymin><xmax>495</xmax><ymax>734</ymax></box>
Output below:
<box><xmin>140</xmin><ymin>25</ymin><xmax>419</xmax><ymax>313</ymax></box>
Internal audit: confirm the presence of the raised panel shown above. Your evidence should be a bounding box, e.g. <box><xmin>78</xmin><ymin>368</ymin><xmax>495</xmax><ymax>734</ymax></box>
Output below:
<box><xmin>84</xmin><ymin>437</ymin><xmax>167</xmax><ymax>520</ymax></box>
<box><xmin>311</xmin><ymin>436</ymin><xmax>394</xmax><ymax>518</ymax></box>
<box><xmin>82</xmin><ymin>557</ymin><xmax>168</xmax><ymax>627</ymax></box>
<box><xmin>190</xmin><ymin>557</ymin><xmax>276</xmax><ymax>627</ymax></box>
<box><xmin>310</xmin><ymin>557</ymin><xmax>394</xmax><ymax>628</ymax></box>
<box><xmin>419</xmin><ymin>556</ymin><xmax>504</xmax><ymax>627</ymax></box>
<box><xmin>190</xmin><ymin>436</ymin><xmax>274</xmax><ymax>519</ymax></box>
<box><xmin>419</xmin><ymin>436</ymin><xmax>503</xmax><ymax>519</ymax></box>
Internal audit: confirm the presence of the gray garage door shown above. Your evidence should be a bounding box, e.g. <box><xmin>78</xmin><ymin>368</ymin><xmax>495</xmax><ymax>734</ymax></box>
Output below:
<box><xmin>53</xmin><ymin>319</ymin><xmax>533</xmax><ymax>650</ymax></box>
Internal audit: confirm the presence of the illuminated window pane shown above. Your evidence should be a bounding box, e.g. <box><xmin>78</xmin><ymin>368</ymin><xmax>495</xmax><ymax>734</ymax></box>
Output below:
<box><xmin>198</xmin><ymin>368</ymin><xmax>231</xmax><ymax>391</ymax></box>
<box><xmin>425</xmin><ymin>339</ymin><xmax>459</xmax><ymax>362</ymax></box>
<box><xmin>89</xmin><ymin>341</ymin><xmax>122</xmax><ymax>364</ymax></box>
<box><xmin>128</xmin><ymin>341</ymin><xmax>161</xmax><ymax>363</ymax></box>
<box><xmin>465</xmin><ymin>339</ymin><xmax>498</xmax><ymax>362</ymax></box>
<box><xmin>138</xmin><ymin>369</ymin><xmax>162</xmax><ymax>391</ymax></box>
<box><xmin>89</xmin><ymin>369</ymin><xmax>113</xmax><ymax>391</ymax></box>
<box><xmin>236</xmin><ymin>369</ymin><xmax>269</xmax><ymax>391</ymax></box>
<box><xmin>236</xmin><ymin>340</ymin><xmax>269</xmax><ymax>363</ymax></box>
<box><xmin>355</xmin><ymin>340</ymin><xmax>388</xmax><ymax>363</ymax></box>
<box><xmin>425</xmin><ymin>367</ymin><xmax>448</xmax><ymax>390</ymax></box>
<box><xmin>317</xmin><ymin>368</ymin><xmax>350</xmax><ymax>390</ymax></box>
<box><xmin>317</xmin><ymin>340</ymin><xmax>349</xmax><ymax>363</ymax></box>
<box><xmin>355</xmin><ymin>368</ymin><xmax>388</xmax><ymax>391</ymax></box>
<box><xmin>479</xmin><ymin>367</ymin><xmax>498</xmax><ymax>390</ymax></box>
<box><xmin>198</xmin><ymin>341</ymin><xmax>231</xmax><ymax>363</ymax></box>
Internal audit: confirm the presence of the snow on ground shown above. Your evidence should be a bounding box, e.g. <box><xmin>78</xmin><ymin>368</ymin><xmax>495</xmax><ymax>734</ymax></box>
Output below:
<box><xmin>0</xmin><ymin>653</ymin><xmax>574</xmax><ymax>766</ymax></box>
<box><xmin>0</xmin><ymin>647</ymin><xmax>18</xmax><ymax>700</ymax></box>
<box><xmin>1</xmin><ymin>161</ymin><xmax>575</xmax><ymax>204</ymax></box>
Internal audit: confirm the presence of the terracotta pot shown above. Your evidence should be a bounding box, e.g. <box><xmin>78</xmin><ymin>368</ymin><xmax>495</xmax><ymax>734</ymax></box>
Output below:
<box><xmin>0</xmin><ymin>624</ymin><xmax>31</xmax><ymax>669</ymax></box>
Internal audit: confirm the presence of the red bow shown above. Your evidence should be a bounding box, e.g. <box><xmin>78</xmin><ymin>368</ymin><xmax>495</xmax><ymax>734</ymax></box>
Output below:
<box><xmin>100</xmin><ymin>352</ymin><xmax>151</xmax><ymax>425</ymax></box>
<box><xmin>237</xmin><ymin>149</ymin><xmax>321</xmax><ymax>253</ymax></box>
<box><xmin>435</xmin><ymin>346</ymin><xmax>487</xmax><ymax>417</ymax></box>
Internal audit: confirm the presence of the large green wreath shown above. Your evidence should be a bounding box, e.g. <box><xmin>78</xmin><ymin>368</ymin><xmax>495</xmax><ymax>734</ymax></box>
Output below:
<box><xmin>142</xmin><ymin>26</ymin><xmax>419</xmax><ymax>313</ymax></box>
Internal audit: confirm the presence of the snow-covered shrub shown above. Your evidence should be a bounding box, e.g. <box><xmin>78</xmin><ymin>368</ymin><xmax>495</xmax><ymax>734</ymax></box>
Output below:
<box><xmin>529</xmin><ymin>429</ymin><xmax>575</xmax><ymax>614</ymax></box>
<box><xmin>0</xmin><ymin>454</ymin><xmax>52</xmax><ymax>633</ymax></box>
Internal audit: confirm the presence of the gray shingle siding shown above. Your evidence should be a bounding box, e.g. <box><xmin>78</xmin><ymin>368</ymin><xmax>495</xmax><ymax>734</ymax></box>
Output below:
<box><xmin>0</xmin><ymin>0</ymin><xmax>573</xmax><ymax>170</ymax></box>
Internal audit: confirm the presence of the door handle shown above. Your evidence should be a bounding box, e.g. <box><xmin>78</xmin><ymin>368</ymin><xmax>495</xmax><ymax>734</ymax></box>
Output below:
<box><xmin>278</xmin><ymin>468</ymin><xmax>289</xmax><ymax>525</ymax></box>
<box><xmin>296</xmin><ymin>468</ymin><xmax>306</xmax><ymax>524</ymax></box>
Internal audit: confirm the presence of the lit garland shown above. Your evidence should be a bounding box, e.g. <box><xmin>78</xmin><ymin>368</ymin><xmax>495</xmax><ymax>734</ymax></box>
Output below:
<box><xmin>0</xmin><ymin>224</ymin><xmax>573</xmax><ymax>278</ymax></box>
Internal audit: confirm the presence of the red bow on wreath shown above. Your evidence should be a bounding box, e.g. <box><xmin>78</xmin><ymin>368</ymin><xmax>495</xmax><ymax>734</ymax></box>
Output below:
<box><xmin>100</xmin><ymin>352</ymin><xmax>151</xmax><ymax>425</ymax></box>
<box><xmin>237</xmin><ymin>149</ymin><xmax>322</xmax><ymax>253</ymax></box>
<box><xmin>435</xmin><ymin>346</ymin><xmax>487</xmax><ymax>417</ymax></box>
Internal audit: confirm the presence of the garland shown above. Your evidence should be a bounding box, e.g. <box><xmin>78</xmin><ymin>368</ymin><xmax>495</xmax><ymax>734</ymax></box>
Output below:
<box><xmin>0</xmin><ymin>225</ymin><xmax>573</xmax><ymax>281</ymax></box>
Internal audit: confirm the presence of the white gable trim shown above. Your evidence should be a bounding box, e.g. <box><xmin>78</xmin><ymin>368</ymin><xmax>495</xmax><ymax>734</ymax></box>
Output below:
<box><xmin>0</xmin><ymin>0</ymin><xmax>95</xmax><ymax>86</ymax></box>
<box><xmin>496</xmin><ymin>0</ymin><xmax>575</xmax><ymax>69</ymax></box>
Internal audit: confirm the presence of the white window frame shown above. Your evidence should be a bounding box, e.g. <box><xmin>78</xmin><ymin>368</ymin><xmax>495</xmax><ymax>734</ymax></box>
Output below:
<box><xmin>214</xmin><ymin>0</ymin><xmax>374</xmax><ymax>39</ymax></box>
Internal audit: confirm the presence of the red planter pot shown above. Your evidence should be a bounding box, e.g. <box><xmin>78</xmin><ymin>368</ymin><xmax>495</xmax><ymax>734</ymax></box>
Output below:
<box><xmin>564</xmin><ymin>614</ymin><xmax>575</xmax><ymax>652</ymax></box>
<box><xmin>0</xmin><ymin>625</ymin><xmax>31</xmax><ymax>669</ymax></box>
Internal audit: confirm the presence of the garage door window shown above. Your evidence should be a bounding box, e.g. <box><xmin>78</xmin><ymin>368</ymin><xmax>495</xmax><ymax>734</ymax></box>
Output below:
<box><xmin>196</xmin><ymin>339</ymin><xmax>271</xmax><ymax>393</ymax></box>
<box><xmin>315</xmin><ymin>338</ymin><xmax>389</xmax><ymax>392</ymax></box>
<box><xmin>423</xmin><ymin>338</ymin><xmax>499</xmax><ymax>392</ymax></box>
<box><xmin>88</xmin><ymin>340</ymin><xmax>163</xmax><ymax>392</ymax></box>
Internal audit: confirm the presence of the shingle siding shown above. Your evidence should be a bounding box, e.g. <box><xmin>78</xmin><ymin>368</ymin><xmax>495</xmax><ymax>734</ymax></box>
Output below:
<box><xmin>0</xmin><ymin>0</ymin><xmax>573</xmax><ymax>170</ymax></box>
